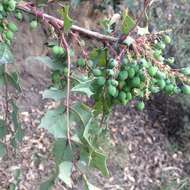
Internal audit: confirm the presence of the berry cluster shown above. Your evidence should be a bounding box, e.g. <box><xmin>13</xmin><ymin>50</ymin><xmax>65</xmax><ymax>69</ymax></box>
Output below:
<box><xmin>0</xmin><ymin>0</ymin><xmax>22</xmax><ymax>45</ymax></box>
<box><xmin>86</xmin><ymin>35</ymin><xmax>190</xmax><ymax>111</ymax></box>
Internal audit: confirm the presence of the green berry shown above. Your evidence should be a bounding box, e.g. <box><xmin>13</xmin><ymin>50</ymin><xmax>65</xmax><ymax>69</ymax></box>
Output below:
<box><xmin>108</xmin><ymin>85</ymin><xmax>117</xmax><ymax>97</ymax></box>
<box><xmin>157</xmin><ymin>79</ymin><xmax>166</xmax><ymax>89</ymax></box>
<box><xmin>128</xmin><ymin>67</ymin><xmax>135</xmax><ymax>79</ymax></box>
<box><xmin>111</xmin><ymin>79</ymin><xmax>119</xmax><ymax>87</ymax></box>
<box><xmin>52</xmin><ymin>46</ymin><xmax>61</xmax><ymax>55</ymax></box>
<box><xmin>126</xmin><ymin>92</ymin><xmax>132</xmax><ymax>100</ymax></box>
<box><xmin>180</xmin><ymin>67</ymin><xmax>190</xmax><ymax>76</ymax></box>
<box><xmin>135</xmin><ymin>101</ymin><xmax>145</xmax><ymax>111</ymax></box>
<box><xmin>167</xmin><ymin>57</ymin><xmax>175</xmax><ymax>64</ymax></box>
<box><xmin>164</xmin><ymin>84</ymin><xmax>174</xmax><ymax>94</ymax></box>
<box><xmin>131</xmin><ymin>76</ymin><xmax>141</xmax><ymax>88</ymax></box>
<box><xmin>63</xmin><ymin>67</ymin><xmax>68</xmax><ymax>76</ymax></box>
<box><xmin>123</xmin><ymin>86</ymin><xmax>130</xmax><ymax>93</ymax></box>
<box><xmin>109</xmin><ymin>59</ymin><xmax>117</xmax><ymax>69</ymax></box>
<box><xmin>7</xmin><ymin>0</ymin><xmax>16</xmax><ymax>11</ymax></box>
<box><xmin>92</xmin><ymin>68</ymin><xmax>102</xmax><ymax>76</ymax></box>
<box><xmin>163</xmin><ymin>35</ymin><xmax>171</xmax><ymax>44</ymax></box>
<box><xmin>148</xmin><ymin>66</ymin><xmax>157</xmax><ymax>77</ymax></box>
<box><xmin>8</xmin><ymin>22</ymin><xmax>17</xmax><ymax>32</ymax></box>
<box><xmin>77</xmin><ymin>58</ymin><xmax>85</xmax><ymax>67</ymax></box>
<box><xmin>182</xmin><ymin>85</ymin><xmax>190</xmax><ymax>95</ymax></box>
<box><xmin>140</xmin><ymin>58</ymin><xmax>150</xmax><ymax>68</ymax></box>
<box><xmin>107</xmin><ymin>69</ymin><xmax>114</xmax><ymax>76</ymax></box>
<box><xmin>118</xmin><ymin>70</ymin><xmax>128</xmax><ymax>81</ymax></box>
<box><xmin>5</xmin><ymin>30</ymin><xmax>14</xmax><ymax>40</ymax></box>
<box><xmin>153</xmin><ymin>51</ymin><xmax>162</xmax><ymax>61</ymax></box>
<box><xmin>96</xmin><ymin>77</ymin><xmax>106</xmax><ymax>86</ymax></box>
<box><xmin>30</xmin><ymin>20</ymin><xmax>38</xmax><ymax>29</ymax></box>
<box><xmin>15</xmin><ymin>12</ymin><xmax>23</xmax><ymax>20</ymax></box>
<box><xmin>119</xmin><ymin>91</ymin><xmax>126</xmax><ymax>102</ymax></box>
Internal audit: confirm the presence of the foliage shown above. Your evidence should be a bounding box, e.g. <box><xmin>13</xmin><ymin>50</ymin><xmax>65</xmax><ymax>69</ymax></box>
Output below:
<box><xmin>0</xmin><ymin>0</ymin><xmax>190</xmax><ymax>189</ymax></box>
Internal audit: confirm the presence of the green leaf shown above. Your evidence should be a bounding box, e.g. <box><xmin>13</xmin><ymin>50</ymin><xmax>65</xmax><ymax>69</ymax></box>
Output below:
<box><xmin>91</xmin><ymin>150</ymin><xmax>109</xmax><ymax>176</ymax></box>
<box><xmin>71</xmin><ymin>102</ymin><xmax>92</xmax><ymax>127</ymax></box>
<box><xmin>83</xmin><ymin>119</ymin><xmax>99</xmax><ymax>149</ymax></box>
<box><xmin>0</xmin><ymin>119</ymin><xmax>6</xmax><ymax>139</ymax></box>
<box><xmin>122</xmin><ymin>10</ymin><xmax>135</xmax><ymax>35</ymax></box>
<box><xmin>0</xmin><ymin>142</ymin><xmax>6</xmax><ymax>157</ymax></box>
<box><xmin>42</xmin><ymin>87</ymin><xmax>66</xmax><ymax>101</ymax></box>
<box><xmin>89</xmin><ymin>48</ymin><xmax>107</xmax><ymax>67</ymax></box>
<box><xmin>52</xmin><ymin>139</ymin><xmax>66</xmax><ymax>165</ymax></box>
<box><xmin>84</xmin><ymin>176</ymin><xmax>101</xmax><ymax>190</ymax></box>
<box><xmin>25</xmin><ymin>56</ymin><xmax>64</xmax><ymax>71</ymax></box>
<box><xmin>6</xmin><ymin>72</ymin><xmax>21</xmax><ymax>92</ymax></box>
<box><xmin>11</xmin><ymin>102</ymin><xmax>21</xmax><ymax>130</ymax></box>
<box><xmin>39</xmin><ymin>107</ymin><xmax>67</xmax><ymax>138</ymax></box>
<box><xmin>0</xmin><ymin>43</ymin><xmax>14</xmax><ymax>65</ymax></box>
<box><xmin>72</xmin><ymin>80</ymin><xmax>94</xmax><ymax>98</ymax></box>
<box><xmin>40</xmin><ymin>178</ymin><xmax>55</xmax><ymax>190</ymax></box>
<box><xmin>58</xmin><ymin>6</ymin><xmax>73</xmax><ymax>32</ymax></box>
<box><xmin>58</xmin><ymin>161</ymin><xmax>73</xmax><ymax>188</ymax></box>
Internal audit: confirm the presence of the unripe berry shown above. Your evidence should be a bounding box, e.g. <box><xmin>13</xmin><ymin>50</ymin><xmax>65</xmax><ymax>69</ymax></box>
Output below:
<box><xmin>5</xmin><ymin>30</ymin><xmax>14</xmax><ymax>40</ymax></box>
<box><xmin>182</xmin><ymin>85</ymin><xmax>190</xmax><ymax>95</ymax></box>
<box><xmin>108</xmin><ymin>85</ymin><xmax>117</xmax><ymax>97</ymax></box>
<box><xmin>163</xmin><ymin>35</ymin><xmax>171</xmax><ymax>44</ymax></box>
<box><xmin>135</xmin><ymin>101</ymin><xmax>145</xmax><ymax>111</ymax></box>
<box><xmin>8</xmin><ymin>22</ymin><xmax>17</xmax><ymax>32</ymax></box>
<box><xmin>30</xmin><ymin>20</ymin><xmax>38</xmax><ymax>29</ymax></box>
<box><xmin>148</xmin><ymin>66</ymin><xmax>157</xmax><ymax>77</ymax></box>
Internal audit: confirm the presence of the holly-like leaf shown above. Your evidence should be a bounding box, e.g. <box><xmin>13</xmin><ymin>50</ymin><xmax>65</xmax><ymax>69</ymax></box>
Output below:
<box><xmin>0</xmin><ymin>142</ymin><xmax>6</xmax><ymax>157</ymax></box>
<box><xmin>52</xmin><ymin>139</ymin><xmax>66</xmax><ymax>165</ymax></box>
<box><xmin>84</xmin><ymin>176</ymin><xmax>101</xmax><ymax>190</ymax></box>
<box><xmin>91</xmin><ymin>150</ymin><xmax>109</xmax><ymax>176</ymax></box>
<box><xmin>122</xmin><ymin>10</ymin><xmax>135</xmax><ymax>35</ymax></box>
<box><xmin>58</xmin><ymin>6</ymin><xmax>73</xmax><ymax>32</ymax></box>
<box><xmin>58</xmin><ymin>161</ymin><xmax>73</xmax><ymax>188</ymax></box>
<box><xmin>7</xmin><ymin>72</ymin><xmax>21</xmax><ymax>92</ymax></box>
<box><xmin>83</xmin><ymin>119</ymin><xmax>99</xmax><ymax>149</ymax></box>
<box><xmin>39</xmin><ymin>107</ymin><xmax>67</xmax><ymax>138</ymax></box>
<box><xmin>72</xmin><ymin>80</ymin><xmax>94</xmax><ymax>98</ymax></box>
<box><xmin>40</xmin><ymin>180</ymin><xmax>54</xmax><ymax>190</ymax></box>
<box><xmin>42</xmin><ymin>87</ymin><xmax>66</xmax><ymax>101</ymax></box>
<box><xmin>71</xmin><ymin>102</ymin><xmax>92</xmax><ymax>127</ymax></box>
<box><xmin>0</xmin><ymin>43</ymin><xmax>14</xmax><ymax>65</ymax></box>
<box><xmin>25</xmin><ymin>56</ymin><xmax>64</xmax><ymax>71</ymax></box>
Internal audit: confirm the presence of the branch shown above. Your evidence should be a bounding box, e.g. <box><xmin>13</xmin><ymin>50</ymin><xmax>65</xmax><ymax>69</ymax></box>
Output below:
<box><xmin>16</xmin><ymin>1</ymin><xmax>118</xmax><ymax>43</ymax></box>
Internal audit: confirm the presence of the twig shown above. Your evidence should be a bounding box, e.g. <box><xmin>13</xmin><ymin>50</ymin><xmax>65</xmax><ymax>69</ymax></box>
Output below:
<box><xmin>16</xmin><ymin>1</ymin><xmax>118</xmax><ymax>43</ymax></box>
<box><xmin>60</xmin><ymin>34</ymin><xmax>72</xmax><ymax>147</ymax></box>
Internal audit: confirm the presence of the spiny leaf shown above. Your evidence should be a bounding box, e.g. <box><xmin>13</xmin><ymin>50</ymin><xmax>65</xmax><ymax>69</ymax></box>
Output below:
<box><xmin>39</xmin><ymin>107</ymin><xmax>67</xmax><ymax>138</ymax></box>
<box><xmin>72</xmin><ymin>80</ymin><xmax>94</xmax><ymax>98</ymax></box>
<box><xmin>0</xmin><ymin>43</ymin><xmax>14</xmax><ymax>65</ymax></box>
<box><xmin>71</xmin><ymin>102</ymin><xmax>92</xmax><ymax>127</ymax></box>
<box><xmin>52</xmin><ymin>138</ymin><xmax>66</xmax><ymax>165</ymax></box>
<box><xmin>58</xmin><ymin>6</ymin><xmax>73</xmax><ymax>32</ymax></box>
<box><xmin>25</xmin><ymin>56</ymin><xmax>64</xmax><ymax>71</ymax></box>
<box><xmin>58</xmin><ymin>161</ymin><xmax>73</xmax><ymax>188</ymax></box>
<box><xmin>122</xmin><ymin>10</ymin><xmax>135</xmax><ymax>35</ymax></box>
<box><xmin>83</xmin><ymin>176</ymin><xmax>101</xmax><ymax>190</ymax></box>
<box><xmin>42</xmin><ymin>87</ymin><xmax>66</xmax><ymax>101</ymax></box>
<box><xmin>91</xmin><ymin>150</ymin><xmax>109</xmax><ymax>176</ymax></box>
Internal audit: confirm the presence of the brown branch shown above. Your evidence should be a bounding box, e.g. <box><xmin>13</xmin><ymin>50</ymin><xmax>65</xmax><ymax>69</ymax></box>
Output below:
<box><xmin>16</xmin><ymin>1</ymin><xmax>118</xmax><ymax>43</ymax></box>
